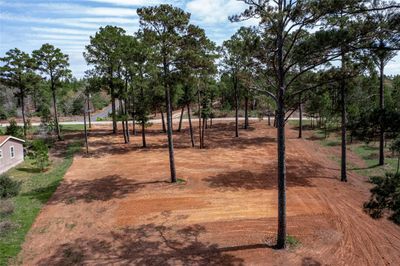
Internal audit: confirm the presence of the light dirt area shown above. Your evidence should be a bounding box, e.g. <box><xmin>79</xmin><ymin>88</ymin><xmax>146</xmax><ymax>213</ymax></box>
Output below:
<box><xmin>20</xmin><ymin>121</ymin><xmax>400</xmax><ymax>265</ymax></box>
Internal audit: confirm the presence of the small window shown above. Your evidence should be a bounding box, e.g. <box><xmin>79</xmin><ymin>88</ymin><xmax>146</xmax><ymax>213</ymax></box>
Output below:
<box><xmin>0</xmin><ymin>149</ymin><xmax>2</xmax><ymax>159</ymax></box>
<box><xmin>10</xmin><ymin>146</ymin><xmax>15</xmax><ymax>158</ymax></box>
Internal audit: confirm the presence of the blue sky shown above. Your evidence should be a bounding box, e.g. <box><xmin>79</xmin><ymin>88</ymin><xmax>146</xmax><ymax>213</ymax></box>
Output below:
<box><xmin>1</xmin><ymin>0</ymin><xmax>399</xmax><ymax>78</ymax></box>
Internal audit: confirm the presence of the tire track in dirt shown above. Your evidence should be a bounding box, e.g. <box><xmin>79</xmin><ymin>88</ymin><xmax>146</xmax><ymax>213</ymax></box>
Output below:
<box><xmin>18</xmin><ymin>122</ymin><xmax>400</xmax><ymax>265</ymax></box>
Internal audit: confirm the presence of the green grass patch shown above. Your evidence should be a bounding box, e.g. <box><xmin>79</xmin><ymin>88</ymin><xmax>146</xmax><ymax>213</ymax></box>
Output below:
<box><xmin>0</xmin><ymin>141</ymin><xmax>82</xmax><ymax>265</ymax></box>
<box><xmin>176</xmin><ymin>178</ymin><xmax>187</xmax><ymax>184</ymax></box>
<box><xmin>61</xmin><ymin>124</ymin><xmax>84</xmax><ymax>132</ymax></box>
<box><xmin>287</xmin><ymin>119</ymin><xmax>312</xmax><ymax>127</ymax></box>
<box><xmin>307</xmin><ymin>127</ymin><xmax>396</xmax><ymax>179</ymax></box>
<box><xmin>310</xmin><ymin>126</ymin><xmax>396</xmax><ymax>178</ymax></box>
<box><xmin>286</xmin><ymin>235</ymin><xmax>301</xmax><ymax>248</ymax></box>
<box><xmin>351</xmin><ymin>143</ymin><xmax>397</xmax><ymax>177</ymax></box>
<box><xmin>321</xmin><ymin>139</ymin><xmax>341</xmax><ymax>147</ymax></box>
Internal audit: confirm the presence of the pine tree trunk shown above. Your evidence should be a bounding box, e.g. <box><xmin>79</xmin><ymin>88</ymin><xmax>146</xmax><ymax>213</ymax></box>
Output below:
<box><xmin>126</xmin><ymin>119</ymin><xmax>130</xmax><ymax>143</ymax></box>
<box><xmin>234</xmin><ymin>76</ymin><xmax>239</xmax><ymax>137</ymax></box>
<box><xmin>275</xmin><ymin>20</ymin><xmax>287</xmax><ymax>248</ymax></box>
<box><xmin>122</xmin><ymin>112</ymin><xmax>127</xmax><ymax>144</ymax></box>
<box><xmin>276</xmin><ymin>94</ymin><xmax>286</xmax><ymax>249</ymax></box>
<box><xmin>125</xmin><ymin>101</ymin><xmax>130</xmax><ymax>143</ymax></box>
<box><xmin>87</xmin><ymin>95</ymin><xmax>92</xmax><ymax>129</ymax></box>
<box><xmin>111</xmin><ymin>85</ymin><xmax>117</xmax><ymax>134</ymax></box>
<box><xmin>20</xmin><ymin>90</ymin><xmax>27</xmax><ymax>138</ymax></box>
<box><xmin>379</xmin><ymin>59</ymin><xmax>385</xmax><ymax>166</ymax></box>
<box><xmin>198</xmin><ymin>89</ymin><xmax>202</xmax><ymax>149</ymax></box>
<box><xmin>130</xmin><ymin>92</ymin><xmax>136</xmax><ymax>136</ymax></box>
<box><xmin>340</xmin><ymin>53</ymin><xmax>347</xmax><ymax>182</ymax></box>
<box><xmin>120</xmin><ymin>99</ymin><xmax>127</xmax><ymax>144</ymax></box>
<box><xmin>244</xmin><ymin>96</ymin><xmax>249</xmax><ymax>129</ymax></box>
<box><xmin>187</xmin><ymin>104</ymin><xmax>195</xmax><ymax>148</ymax></box>
<box><xmin>201</xmin><ymin>117</ymin><xmax>206</xmax><ymax>149</ymax></box>
<box><xmin>298</xmin><ymin>93</ymin><xmax>302</xmax><ymax>139</ymax></box>
<box><xmin>51</xmin><ymin>84</ymin><xmax>62</xmax><ymax>141</ymax></box>
<box><xmin>268</xmin><ymin>112</ymin><xmax>271</xmax><ymax>126</ymax></box>
<box><xmin>178</xmin><ymin>106</ymin><xmax>184</xmax><ymax>132</ymax></box>
<box><xmin>164</xmin><ymin>57</ymin><xmax>177</xmax><ymax>183</ymax></box>
<box><xmin>161</xmin><ymin>109</ymin><xmax>166</xmax><ymax>133</ymax></box>
<box><xmin>142</xmin><ymin>120</ymin><xmax>146</xmax><ymax>148</ymax></box>
<box><xmin>140</xmin><ymin>85</ymin><xmax>146</xmax><ymax>148</ymax></box>
<box><xmin>83</xmin><ymin>105</ymin><xmax>89</xmax><ymax>154</ymax></box>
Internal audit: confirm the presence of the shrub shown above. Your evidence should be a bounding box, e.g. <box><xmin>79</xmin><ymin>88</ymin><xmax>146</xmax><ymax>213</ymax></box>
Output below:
<box><xmin>0</xmin><ymin>175</ymin><xmax>21</xmax><ymax>199</ymax></box>
<box><xmin>29</xmin><ymin>140</ymin><xmax>50</xmax><ymax>171</ymax></box>
<box><xmin>0</xmin><ymin>109</ymin><xmax>7</xmax><ymax>120</ymax></box>
<box><xmin>0</xmin><ymin>199</ymin><xmax>14</xmax><ymax>217</ymax></box>
<box><xmin>286</xmin><ymin>235</ymin><xmax>300</xmax><ymax>248</ymax></box>
<box><xmin>390</xmin><ymin>137</ymin><xmax>400</xmax><ymax>174</ymax></box>
<box><xmin>364</xmin><ymin>172</ymin><xmax>400</xmax><ymax>224</ymax></box>
<box><xmin>5</xmin><ymin>119</ymin><xmax>24</xmax><ymax>139</ymax></box>
<box><xmin>0</xmin><ymin>220</ymin><xmax>16</xmax><ymax>236</ymax></box>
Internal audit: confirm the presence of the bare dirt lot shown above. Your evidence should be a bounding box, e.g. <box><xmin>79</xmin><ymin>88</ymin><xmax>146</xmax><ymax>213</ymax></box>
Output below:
<box><xmin>20</xmin><ymin>121</ymin><xmax>400</xmax><ymax>265</ymax></box>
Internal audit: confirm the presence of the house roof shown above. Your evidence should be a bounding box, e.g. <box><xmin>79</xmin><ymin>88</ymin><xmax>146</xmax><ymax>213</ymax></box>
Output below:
<box><xmin>0</xmin><ymin>136</ymin><xmax>25</xmax><ymax>147</ymax></box>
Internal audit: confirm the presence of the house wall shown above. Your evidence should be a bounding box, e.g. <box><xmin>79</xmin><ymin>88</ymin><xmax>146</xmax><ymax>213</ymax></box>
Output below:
<box><xmin>0</xmin><ymin>139</ymin><xmax>24</xmax><ymax>174</ymax></box>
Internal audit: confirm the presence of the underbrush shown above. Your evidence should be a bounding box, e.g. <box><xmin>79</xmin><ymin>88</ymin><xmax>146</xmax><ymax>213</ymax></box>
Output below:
<box><xmin>364</xmin><ymin>172</ymin><xmax>400</xmax><ymax>224</ymax></box>
<box><xmin>304</xmin><ymin>126</ymin><xmax>399</xmax><ymax>225</ymax></box>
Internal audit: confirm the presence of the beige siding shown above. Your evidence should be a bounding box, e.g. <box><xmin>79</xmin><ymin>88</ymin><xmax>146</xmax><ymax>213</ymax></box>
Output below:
<box><xmin>0</xmin><ymin>139</ymin><xmax>24</xmax><ymax>174</ymax></box>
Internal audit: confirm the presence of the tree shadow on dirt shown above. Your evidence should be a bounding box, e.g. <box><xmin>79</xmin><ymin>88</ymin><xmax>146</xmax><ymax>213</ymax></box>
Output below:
<box><xmin>39</xmin><ymin>175</ymin><xmax>168</xmax><ymax>204</ymax></box>
<box><xmin>37</xmin><ymin>213</ymin><xmax>248</xmax><ymax>266</ymax></box>
<box><xmin>175</xmin><ymin>122</ymin><xmax>276</xmax><ymax>150</ymax></box>
<box><xmin>203</xmin><ymin>158</ymin><xmax>335</xmax><ymax>191</ymax></box>
<box><xmin>80</xmin><ymin>122</ymin><xmax>276</xmax><ymax>158</ymax></box>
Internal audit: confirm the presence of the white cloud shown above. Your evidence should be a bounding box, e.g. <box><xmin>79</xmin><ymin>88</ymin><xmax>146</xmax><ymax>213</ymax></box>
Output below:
<box><xmin>1</xmin><ymin>2</ymin><xmax>137</xmax><ymax>17</ymax></box>
<box><xmin>186</xmin><ymin>0</ymin><xmax>246</xmax><ymax>24</ymax></box>
<box><xmin>29</xmin><ymin>39</ymin><xmax>88</xmax><ymax>46</ymax></box>
<box><xmin>87</xmin><ymin>0</ymin><xmax>177</xmax><ymax>6</ymax></box>
<box><xmin>50</xmin><ymin>5</ymin><xmax>138</xmax><ymax>17</ymax></box>
<box><xmin>28</xmin><ymin>34</ymin><xmax>88</xmax><ymax>41</ymax></box>
<box><xmin>0</xmin><ymin>13</ymin><xmax>138</xmax><ymax>29</ymax></box>
<box><xmin>31</xmin><ymin>27</ymin><xmax>93</xmax><ymax>36</ymax></box>
<box><xmin>86</xmin><ymin>7</ymin><xmax>137</xmax><ymax>17</ymax></box>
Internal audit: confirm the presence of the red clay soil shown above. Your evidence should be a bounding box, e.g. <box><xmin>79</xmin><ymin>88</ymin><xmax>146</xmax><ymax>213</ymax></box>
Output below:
<box><xmin>19</xmin><ymin>121</ymin><xmax>400</xmax><ymax>266</ymax></box>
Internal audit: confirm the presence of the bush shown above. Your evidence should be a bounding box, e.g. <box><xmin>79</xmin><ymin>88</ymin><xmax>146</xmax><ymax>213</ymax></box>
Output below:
<box><xmin>364</xmin><ymin>172</ymin><xmax>400</xmax><ymax>224</ymax></box>
<box><xmin>0</xmin><ymin>199</ymin><xmax>14</xmax><ymax>217</ymax></box>
<box><xmin>0</xmin><ymin>109</ymin><xmax>8</xmax><ymax>120</ymax></box>
<box><xmin>5</xmin><ymin>119</ymin><xmax>24</xmax><ymax>139</ymax></box>
<box><xmin>390</xmin><ymin>137</ymin><xmax>400</xmax><ymax>174</ymax></box>
<box><xmin>0</xmin><ymin>220</ymin><xmax>16</xmax><ymax>236</ymax></box>
<box><xmin>0</xmin><ymin>175</ymin><xmax>21</xmax><ymax>199</ymax></box>
<box><xmin>29</xmin><ymin>140</ymin><xmax>50</xmax><ymax>171</ymax></box>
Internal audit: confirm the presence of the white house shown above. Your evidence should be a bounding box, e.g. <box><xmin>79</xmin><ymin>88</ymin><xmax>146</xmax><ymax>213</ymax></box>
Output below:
<box><xmin>0</xmin><ymin>136</ymin><xmax>25</xmax><ymax>174</ymax></box>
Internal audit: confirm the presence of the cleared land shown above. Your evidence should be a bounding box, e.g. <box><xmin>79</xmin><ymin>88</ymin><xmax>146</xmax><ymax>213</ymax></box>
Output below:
<box><xmin>19</xmin><ymin>121</ymin><xmax>400</xmax><ymax>265</ymax></box>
